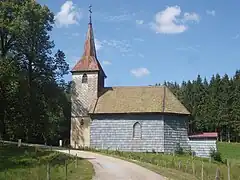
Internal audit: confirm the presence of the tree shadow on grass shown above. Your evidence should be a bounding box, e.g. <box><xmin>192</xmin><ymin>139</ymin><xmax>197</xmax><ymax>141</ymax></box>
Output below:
<box><xmin>0</xmin><ymin>144</ymin><xmax>75</xmax><ymax>172</ymax></box>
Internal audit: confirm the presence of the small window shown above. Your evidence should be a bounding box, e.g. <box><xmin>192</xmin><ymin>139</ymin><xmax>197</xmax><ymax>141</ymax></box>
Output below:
<box><xmin>133</xmin><ymin>122</ymin><xmax>142</xmax><ymax>139</ymax></box>
<box><xmin>82</xmin><ymin>73</ymin><xmax>88</xmax><ymax>83</ymax></box>
<box><xmin>80</xmin><ymin>119</ymin><xmax>84</xmax><ymax>126</ymax></box>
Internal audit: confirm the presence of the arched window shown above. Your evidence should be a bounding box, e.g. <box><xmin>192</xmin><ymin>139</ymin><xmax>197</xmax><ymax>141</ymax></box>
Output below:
<box><xmin>82</xmin><ymin>73</ymin><xmax>88</xmax><ymax>83</ymax></box>
<box><xmin>133</xmin><ymin>122</ymin><xmax>142</xmax><ymax>139</ymax></box>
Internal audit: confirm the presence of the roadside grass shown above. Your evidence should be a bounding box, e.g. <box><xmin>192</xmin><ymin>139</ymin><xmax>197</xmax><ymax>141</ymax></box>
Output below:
<box><xmin>80</xmin><ymin>146</ymin><xmax>240</xmax><ymax>180</ymax></box>
<box><xmin>0</xmin><ymin>144</ymin><xmax>94</xmax><ymax>180</ymax></box>
<box><xmin>218</xmin><ymin>142</ymin><xmax>240</xmax><ymax>166</ymax></box>
<box><xmin>101</xmin><ymin>152</ymin><xmax>198</xmax><ymax>180</ymax></box>
<box><xmin>134</xmin><ymin>161</ymin><xmax>198</xmax><ymax>180</ymax></box>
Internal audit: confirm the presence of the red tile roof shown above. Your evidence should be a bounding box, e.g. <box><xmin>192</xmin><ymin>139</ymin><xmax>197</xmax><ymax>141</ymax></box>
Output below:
<box><xmin>188</xmin><ymin>132</ymin><xmax>218</xmax><ymax>138</ymax></box>
<box><xmin>71</xmin><ymin>23</ymin><xmax>106</xmax><ymax>77</ymax></box>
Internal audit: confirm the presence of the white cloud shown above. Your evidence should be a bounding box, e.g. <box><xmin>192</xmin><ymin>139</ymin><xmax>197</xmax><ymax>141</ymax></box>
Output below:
<box><xmin>206</xmin><ymin>10</ymin><xmax>216</xmax><ymax>16</ymax></box>
<box><xmin>131</xmin><ymin>68</ymin><xmax>150</xmax><ymax>77</ymax></box>
<box><xmin>95</xmin><ymin>39</ymin><xmax>103</xmax><ymax>52</ymax></box>
<box><xmin>151</xmin><ymin>6</ymin><xmax>200</xmax><ymax>34</ymax></box>
<box><xmin>95</xmin><ymin>39</ymin><xmax>134</xmax><ymax>56</ymax></box>
<box><xmin>136</xmin><ymin>20</ymin><xmax>144</xmax><ymax>25</ymax></box>
<box><xmin>183</xmin><ymin>12</ymin><xmax>200</xmax><ymax>23</ymax></box>
<box><xmin>55</xmin><ymin>1</ymin><xmax>81</xmax><ymax>27</ymax></box>
<box><xmin>102</xmin><ymin>12</ymin><xmax>135</xmax><ymax>22</ymax></box>
<box><xmin>102</xmin><ymin>60</ymin><xmax>112</xmax><ymax>65</ymax></box>
<box><xmin>102</xmin><ymin>39</ymin><xmax>131</xmax><ymax>53</ymax></box>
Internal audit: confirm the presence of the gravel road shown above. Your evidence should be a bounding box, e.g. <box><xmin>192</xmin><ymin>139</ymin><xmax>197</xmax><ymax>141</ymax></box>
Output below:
<box><xmin>57</xmin><ymin>149</ymin><xmax>166</xmax><ymax>180</ymax></box>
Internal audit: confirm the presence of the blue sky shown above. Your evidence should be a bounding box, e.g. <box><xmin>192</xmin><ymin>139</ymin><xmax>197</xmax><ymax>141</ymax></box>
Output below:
<box><xmin>37</xmin><ymin>0</ymin><xmax>240</xmax><ymax>86</ymax></box>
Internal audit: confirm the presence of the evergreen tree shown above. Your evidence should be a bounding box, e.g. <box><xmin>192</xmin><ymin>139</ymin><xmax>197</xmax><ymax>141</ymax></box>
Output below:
<box><xmin>157</xmin><ymin>72</ymin><xmax>240</xmax><ymax>142</ymax></box>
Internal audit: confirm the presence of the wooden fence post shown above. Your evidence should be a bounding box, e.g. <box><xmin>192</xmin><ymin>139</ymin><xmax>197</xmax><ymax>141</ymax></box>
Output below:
<box><xmin>35</xmin><ymin>146</ymin><xmax>37</xmax><ymax>154</ymax></box>
<box><xmin>185</xmin><ymin>160</ymin><xmax>189</xmax><ymax>172</ymax></box>
<box><xmin>18</xmin><ymin>139</ymin><xmax>22</xmax><ymax>147</ymax></box>
<box><xmin>201</xmin><ymin>161</ymin><xmax>204</xmax><ymax>180</ymax></box>
<box><xmin>46</xmin><ymin>163</ymin><xmax>50</xmax><ymax>180</ymax></box>
<box><xmin>215</xmin><ymin>168</ymin><xmax>220</xmax><ymax>180</ymax></box>
<box><xmin>65</xmin><ymin>160</ymin><xmax>68</xmax><ymax>180</ymax></box>
<box><xmin>227</xmin><ymin>159</ymin><xmax>231</xmax><ymax>180</ymax></box>
<box><xmin>59</xmin><ymin>140</ymin><xmax>62</xmax><ymax>147</ymax></box>
<box><xmin>178</xmin><ymin>161</ymin><xmax>181</xmax><ymax>170</ymax></box>
<box><xmin>192</xmin><ymin>160</ymin><xmax>195</xmax><ymax>175</ymax></box>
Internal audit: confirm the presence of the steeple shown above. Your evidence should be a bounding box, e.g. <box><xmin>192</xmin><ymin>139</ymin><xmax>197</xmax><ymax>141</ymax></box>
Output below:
<box><xmin>71</xmin><ymin>5</ymin><xmax>106</xmax><ymax>78</ymax></box>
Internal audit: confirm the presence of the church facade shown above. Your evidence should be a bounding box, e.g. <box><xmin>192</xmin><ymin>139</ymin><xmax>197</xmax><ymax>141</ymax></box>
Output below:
<box><xmin>70</xmin><ymin>20</ymin><xmax>191</xmax><ymax>153</ymax></box>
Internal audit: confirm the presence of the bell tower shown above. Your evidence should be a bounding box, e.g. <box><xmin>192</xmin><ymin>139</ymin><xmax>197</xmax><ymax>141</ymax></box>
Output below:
<box><xmin>70</xmin><ymin>5</ymin><xmax>106</xmax><ymax>148</ymax></box>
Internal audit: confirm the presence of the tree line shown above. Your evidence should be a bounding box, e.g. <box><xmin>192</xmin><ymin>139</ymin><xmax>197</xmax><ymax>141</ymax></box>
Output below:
<box><xmin>157</xmin><ymin>71</ymin><xmax>240</xmax><ymax>142</ymax></box>
<box><xmin>0</xmin><ymin>0</ymin><xmax>71</xmax><ymax>145</ymax></box>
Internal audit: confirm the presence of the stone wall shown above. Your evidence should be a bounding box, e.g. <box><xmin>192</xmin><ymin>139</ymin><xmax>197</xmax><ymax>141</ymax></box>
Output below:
<box><xmin>90</xmin><ymin>114</ymin><xmax>189</xmax><ymax>153</ymax></box>
<box><xmin>71</xmin><ymin>72</ymin><xmax>98</xmax><ymax>117</ymax></box>
<box><xmin>70</xmin><ymin>117</ymin><xmax>91</xmax><ymax>148</ymax></box>
<box><xmin>164</xmin><ymin>115</ymin><xmax>190</xmax><ymax>153</ymax></box>
<box><xmin>71</xmin><ymin>71</ymin><xmax>98</xmax><ymax>148</ymax></box>
<box><xmin>188</xmin><ymin>139</ymin><xmax>217</xmax><ymax>158</ymax></box>
<box><xmin>90</xmin><ymin>114</ymin><xmax>164</xmax><ymax>152</ymax></box>
<box><xmin>89</xmin><ymin>113</ymin><xmax>216</xmax><ymax>158</ymax></box>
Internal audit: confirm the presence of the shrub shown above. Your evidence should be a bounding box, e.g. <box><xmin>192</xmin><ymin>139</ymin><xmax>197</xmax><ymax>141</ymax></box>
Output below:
<box><xmin>210</xmin><ymin>148</ymin><xmax>222</xmax><ymax>162</ymax></box>
<box><xmin>115</xmin><ymin>149</ymin><xmax>122</xmax><ymax>156</ymax></box>
<box><xmin>174</xmin><ymin>143</ymin><xmax>184</xmax><ymax>155</ymax></box>
<box><xmin>152</xmin><ymin>149</ymin><xmax>156</xmax><ymax>153</ymax></box>
<box><xmin>184</xmin><ymin>147</ymin><xmax>193</xmax><ymax>156</ymax></box>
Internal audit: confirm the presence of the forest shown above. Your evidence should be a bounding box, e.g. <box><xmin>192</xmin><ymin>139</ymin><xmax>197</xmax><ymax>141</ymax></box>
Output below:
<box><xmin>0</xmin><ymin>0</ymin><xmax>239</xmax><ymax>145</ymax></box>
<box><xmin>0</xmin><ymin>0</ymin><xmax>71</xmax><ymax>145</ymax></box>
<box><xmin>157</xmin><ymin>72</ymin><xmax>240</xmax><ymax>142</ymax></box>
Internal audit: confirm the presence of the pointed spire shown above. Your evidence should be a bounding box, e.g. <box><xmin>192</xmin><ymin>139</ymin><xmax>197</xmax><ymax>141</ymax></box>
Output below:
<box><xmin>89</xmin><ymin>5</ymin><xmax>92</xmax><ymax>24</ymax></box>
<box><xmin>82</xmin><ymin>21</ymin><xmax>96</xmax><ymax>57</ymax></box>
<box><xmin>71</xmin><ymin>6</ymin><xmax>106</xmax><ymax>78</ymax></box>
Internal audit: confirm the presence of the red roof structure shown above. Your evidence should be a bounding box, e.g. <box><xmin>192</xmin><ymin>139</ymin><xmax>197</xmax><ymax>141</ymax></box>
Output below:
<box><xmin>188</xmin><ymin>132</ymin><xmax>218</xmax><ymax>138</ymax></box>
<box><xmin>71</xmin><ymin>22</ymin><xmax>106</xmax><ymax>78</ymax></box>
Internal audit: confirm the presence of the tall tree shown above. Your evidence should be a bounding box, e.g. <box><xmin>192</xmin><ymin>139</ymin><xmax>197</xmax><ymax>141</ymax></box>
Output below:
<box><xmin>0</xmin><ymin>0</ymin><xmax>71</xmax><ymax>144</ymax></box>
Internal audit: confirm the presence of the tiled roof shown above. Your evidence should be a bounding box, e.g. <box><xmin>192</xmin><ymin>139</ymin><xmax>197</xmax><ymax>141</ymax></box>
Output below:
<box><xmin>71</xmin><ymin>23</ymin><xmax>106</xmax><ymax>77</ymax></box>
<box><xmin>89</xmin><ymin>86</ymin><xmax>190</xmax><ymax>115</ymax></box>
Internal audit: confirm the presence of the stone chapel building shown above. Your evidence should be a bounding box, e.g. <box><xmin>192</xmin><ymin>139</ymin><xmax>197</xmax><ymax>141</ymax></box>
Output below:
<box><xmin>70</xmin><ymin>19</ymin><xmax>191</xmax><ymax>153</ymax></box>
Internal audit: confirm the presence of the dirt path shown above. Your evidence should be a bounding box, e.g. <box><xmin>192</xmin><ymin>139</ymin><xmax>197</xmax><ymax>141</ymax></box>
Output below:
<box><xmin>57</xmin><ymin>149</ymin><xmax>166</xmax><ymax>180</ymax></box>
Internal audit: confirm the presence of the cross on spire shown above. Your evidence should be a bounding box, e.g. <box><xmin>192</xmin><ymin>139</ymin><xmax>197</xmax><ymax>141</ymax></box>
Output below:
<box><xmin>89</xmin><ymin>5</ymin><xmax>92</xmax><ymax>24</ymax></box>
<box><xmin>71</xmin><ymin>4</ymin><xmax>106</xmax><ymax>78</ymax></box>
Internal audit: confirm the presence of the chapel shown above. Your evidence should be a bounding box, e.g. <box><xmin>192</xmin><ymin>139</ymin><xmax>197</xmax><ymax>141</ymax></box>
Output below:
<box><xmin>70</xmin><ymin>14</ymin><xmax>190</xmax><ymax>153</ymax></box>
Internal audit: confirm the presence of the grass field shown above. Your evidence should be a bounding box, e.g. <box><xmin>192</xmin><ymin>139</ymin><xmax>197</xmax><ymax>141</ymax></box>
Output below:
<box><xmin>218</xmin><ymin>142</ymin><xmax>240</xmax><ymax>166</ymax></box>
<box><xmin>85</xmin><ymin>142</ymin><xmax>240</xmax><ymax>180</ymax></box>
<box><xmin>1</xmin><ymin>142</ymin><xmax>239</xmax><ymax>180</ymax></box>
<box><xmin>0</xmin><ymin>144</ymin><xmax>94</xmax><ymax>180</ymax></box>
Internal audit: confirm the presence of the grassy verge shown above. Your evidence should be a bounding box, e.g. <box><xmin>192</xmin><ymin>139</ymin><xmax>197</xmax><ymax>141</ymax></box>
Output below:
<box><xmin>99</xmin><ymin>152</ymin><xmax>197</xmax><ymax>180</ymax></box>
<box><xmin>0</xmin><ymin>144</ymin><xmax>94</xmax><ymax>180</ymax></box>
<box><xmin>80</xmin><ymin>147</ymin><xmax>240</xmax><ymax>180</ymax></box>
<box><xmin>134</xmin><ymin>161</ymin><xmax>197</xmax><ymax>180</ymax></box>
